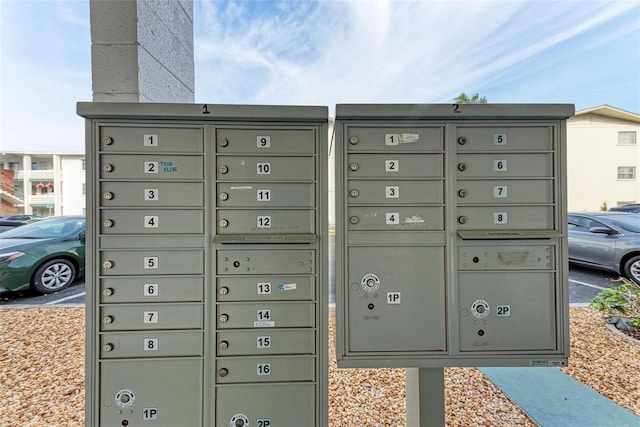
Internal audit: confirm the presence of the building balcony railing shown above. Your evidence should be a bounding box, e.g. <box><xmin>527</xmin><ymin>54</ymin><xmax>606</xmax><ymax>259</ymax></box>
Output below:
<box><xmin>29</xmin><ymin>194</ymin><xmax>55</xmax><ymax>205</ymax></box>
<box><xmin>15</xmin><ymin>170</ymin><xmax>55</xmax><ymax>180</ymax></box>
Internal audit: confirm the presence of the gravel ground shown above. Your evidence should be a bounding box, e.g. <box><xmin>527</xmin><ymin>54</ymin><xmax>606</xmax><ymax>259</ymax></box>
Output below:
<box><xmin>0</xmin><ymin>306</ymin><xmax>638</xmax><ymax>426</ymax></box>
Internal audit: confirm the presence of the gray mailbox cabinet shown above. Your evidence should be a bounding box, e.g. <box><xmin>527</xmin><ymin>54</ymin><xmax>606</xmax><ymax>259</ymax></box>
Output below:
<box><xmin>79</xmin><ymin>103</ymin><xmax>329</xmax><ymax>427</ymax></box>
<box><xmin>335</xmin><ymin>103</ymin><xmax>574</xmax><ymax>368</ymax></box>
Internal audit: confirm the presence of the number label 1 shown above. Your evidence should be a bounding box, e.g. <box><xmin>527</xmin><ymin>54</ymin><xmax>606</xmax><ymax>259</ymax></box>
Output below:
<box><xmin>257</xmin><ymin>282</ymin><xmax>271</xmax><ymax>295</ymax></box>
<box><xmin>144</xmin><ymin>215</ymin><xmax>159</xmax><ymax>228</ymax></box>
<box><xmin>257</xmin><ymin>363</ymin><xmax>271</xmax><ymax>376</ymax></box>
<box><xmin>144</xmin><ymin>188</ymin><xmax>159</xmax><ymax>201</ymax></box>
<box><xmin>385</xmin><ymin>134</ymin><xmax>399</xmax><ymax>145</ymax></box>
<box><xmin>385</xmin><ymin>186</ymin><xmax>399</xmax><ymax>198</ymax></box>
<box><xmin>144</xmin><ymin>256</ymin><xmax>159</xmax><ymax>269</ymax></box>
<box><xmin>144</xmin><ymin>161</ymin><xmax>158</xmax><ymax>174</ymax></box>
<box><xmin>257</xmin><ymin>216</ymin><xmax>271</xmax><ymax>228</ymax></box>
<box><xmin>143</xmin><ymin>134</ymin><xmax>158</xmax><ymax>147</ymax></box>
<box><xmin>493</xmin><ymin>133</ymin><xmax>507</xmax><ymax>145</ymax></box>
<box><xmin>144</xmin><ymin>311</ymin><xmax>158</xmax><ymax>324</ymax></box>
<box><xmin>143</xmin><ymin>283</ymin><xmax>159</xmax><ymax>296</ymax></box>
<box><xmin>493</xmin><ymin>212</ymin><xmax>508</xmax><ymax>224</ymax></box>
<box><xmin>257</xmin><ymin>336</ymin><xmax>271</xmax><ymax>348</ymax></box>
<box><xmin>385</xmin><ymin>160</ymin><xmax>399</xmax><ymax>172</ymax></box>
<box><xmin>493</xmin><ymin>186</ymin><xmax>508</xmax><ymax>198</ymax></box>
<box><xmin>493</xmin><ymin>160</ymin><xmax>507</xmax><ymax>172</ymax></box>
<box><xmin>386</xmin><ymin>213</ymin><xmax>400</xmax><ymax>225</ymax></box>
<box><xmin>143</xmin><ymin>338</ymin><xmax>158</xmax><ymax>351</ymax></box>
<box><xmin>257</xmin><ymin>162</ymin><xmax>271</xmax><ymax>174</ymax></box>
<box><xmin>257</xmin><ymin>136</ymin><xmax>271</xmax><ymax>148</ymax></box>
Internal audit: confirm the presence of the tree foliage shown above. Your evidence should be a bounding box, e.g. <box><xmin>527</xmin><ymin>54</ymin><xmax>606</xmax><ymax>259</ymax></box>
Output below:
<box><xmin>455</xmin><ymin>93</ymin><xmax>488</xmax><ymax>104</ymax></box>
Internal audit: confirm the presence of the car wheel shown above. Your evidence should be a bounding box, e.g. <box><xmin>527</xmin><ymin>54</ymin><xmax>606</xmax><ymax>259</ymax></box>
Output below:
<box><xmin>623</xmin><ymin>255</ymin><xmax>640</xmax><ymax>285</ymax></box>
<box><xmin>31</xmin><ymin>259</ymin><xmax>76</xmax><ymax>294</ymax></box>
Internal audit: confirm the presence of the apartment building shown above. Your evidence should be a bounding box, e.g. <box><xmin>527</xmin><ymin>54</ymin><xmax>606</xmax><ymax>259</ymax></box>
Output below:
<box><xmin>0</xmin><ymin>152</ymin><xmax>85</xmax><ymax>217</ymax></box>
<box><xmin>567</xmin><ymin>105</ymin><xmax>640</xmax><ymax>211</ymax></box>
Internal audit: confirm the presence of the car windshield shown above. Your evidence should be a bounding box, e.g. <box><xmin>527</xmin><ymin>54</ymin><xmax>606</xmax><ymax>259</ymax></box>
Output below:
<box><xmin>599</xmin><ymin>215</ymin><xmax>640</xmax><ymax>233</ymax></box>
<box><xmin>0</xmin><ymin>217</ymin><xmax>85</xmax><ymax>239</ymax></box>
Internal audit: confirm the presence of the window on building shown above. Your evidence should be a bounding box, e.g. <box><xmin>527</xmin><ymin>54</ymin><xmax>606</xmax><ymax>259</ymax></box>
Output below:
<box><xmin>617</xmin><ymin>166</ymin><xmax>636</xmax><ymax>180</ymax></box>
<box><xmin>9</xmin><ymin>162</ymin><xmax>20</xmax><ymax>171</ymax></box>
<box><xmin>619</xmin><ymin>131</ymin><xmax>637</xmax><ymax>145</ymax></box>
<box><xmin>31</xmin><ymin>162</ymin><xmax>38</xmax><ymax>170</ymax></box>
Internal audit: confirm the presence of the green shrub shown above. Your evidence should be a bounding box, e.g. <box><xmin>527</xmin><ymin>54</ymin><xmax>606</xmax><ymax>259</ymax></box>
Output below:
<box><xmin>589</xmin><ymin>281</ymin><xmax>640</xmax><ymax>327</ymax></box>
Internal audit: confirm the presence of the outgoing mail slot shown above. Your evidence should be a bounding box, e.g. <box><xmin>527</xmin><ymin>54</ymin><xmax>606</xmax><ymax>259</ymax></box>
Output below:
<box><xmin>457</xmin><ymin>179</ymin><xmax>554</xmax><ymax>204</ymax></box>
<box><xmin>100</xmin><ymin>249</ymin><xmax>203</xmax><ymax>275</ymax></box>
<box><xmin>100</xmin><ymin>276</ymin><xmax>203</xmax><ymax>303</ymax></box>
<box><xmin>217</xmin><ymin>250</ymin><xmax>315</xmax><ymax>275</ymax></box>
<box><xmin>217</xmin><ymin>276</ymin><xmax>315</xmax><ymax>301</ymax></box>
<box><xmin>216</xmin><ymin>128</ymin><xmax>315</xmax><ymax>154</ymax></box>
<box><xmin>348</xmin><ymin>180</ymin><xmax>443</xmax><ymax>205</ymax></box>
<box><xmin>101</xmin><ymin>182</ymin><xmax>204</xmax><ymax>207</ymax></box>
<box><xmin>216</xmin><ymin>209</ymin><xmax>315</xmax><ymax>235</ymax></box>
<box><xmin>100</xmin><ymin>359</ymin><xmax>202</xmax><ymax>427</ymax></box>
<box><xmin>100</xmin><ymin>154</ymin><xmax>203</xmax><ymax>180</ymax></box>
<box><xmin>456</xmin><ymin>126</ymin><xmax>552</xmax><ymax>151</ymax></box>
<box><xmin>347</xmin><ymin>154</ymin><xmax>443</xmax><ymax>178</ymax></box>
<box><xmin>101</xmin><ymin>209</ymin><xmax>203</xmax><ymax>234</ymax></box>
<box><xmin>346</xmin><ymin>127</ymin><xmax>443</xmax><ymax>151</ymax></box>
<box><xmin>456</xmin><ymin>206</ymin><xmax>554</xmax><ymax>230</ymax></box>
<box><xmin>216</xmin><ymin>384</ymin><xmax>315</xmax><ymax>427</ymax></box>
<box><xmin>347</xmin><ymin>206</ymin><xmax>444</xmax><ymax>231</ymax></box>
<box><xmin>215</xmin><ymin>355</ymin><xmax>315</xmax><ymax>384</ymax></box>
<box><xmin>216</xmin><ymin>329</ymin><xmax>315</xmax><ymax>356</ymax></box>
<box><xmin>458</xmin><ymin>245</ymin><xmax>555</xmax><ymax>270</ymax></box>
<box><xmin>217</xmin><ymin>183</ymin><xmax>315</xmax><ymax>207</ymax></box>
<box><xmin>216</xmin><ymin>302</ymin><xmax>315</xmax><ymax>329</ymax></box>
<box><xmin>100</xmin><ymin>331</ymin><xmax>203</xmax><ymax>358</ymax></box>
<box><xmin>458</xmin><ymin>271</ymin><xmax>557</xmax><ymax>352</ymax></box>
<box><xmin>217</xmin><ymin>156</ymin><xmax>315</xmax><ymax>181</ymax></box>
<box><xmin>100</xmin><ymin>304</ymin><xmax>203</xmax><ymax>331</ymax></box>
<box><xmin>456</xmin><ymin>153</ymin><xmax>553</xmax><ymax>178</ymax></box>
<box><xmin>100</xmin><ymin>126</ymin><xmax>203</xmax><ymax>153</ymax></box>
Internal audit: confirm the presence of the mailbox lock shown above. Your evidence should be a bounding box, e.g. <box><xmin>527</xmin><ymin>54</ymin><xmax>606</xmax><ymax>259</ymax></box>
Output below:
<box><xmin>219</xmin><ymin>219</ymin><xmax>229</xmax><ymax>228</ymax></box>
<box><xmin>103</xmin><ymin>261</ymin><xmax>114</xmax><ymax>269</ymax></box>
<box><xmin>349</xmin><ymin>216</ymin><xmax>359</xmax><ymax>225</ymax></box>
<box><xmin>103</xmin><ymin>219</ymin><xmax>114</xmax><ymax>228</ymax></box>
<box><xmin>361</xmin><ymin>273</ymin><xmax>381</xmax><ymax>292</ymax></box>
<box><xmin>103</xmin><ymin>315</ymin><xmax>114</xmax><ymax>324</ymax></box>
<box><xmin>231</xmin><ymin>414</ymin><xmax>249</xmax><ymax>427</ymax></box>
<box><xmin>102</xmin><ymin>164</ymin><xmax>114</xmax><ymax>173</ymax></box>
<box><xmin>457</xmin><ymin>216</ymin><xmax>467</xmax><ymax>225</ymax></box>
<box><xmin>349</xmin><ymin>162</ymin><xmax>360</xmax><ymax>171</ymax></box>
<box><xmin>219</xmin><ymin>192</ymin><xmax>229</xmax><ymax>201</ymax></box>
<box><xmin>457</xmin><ymin>189</ymin><xmax>467</xmax><ymax>198</ymax></box>
<box><xmin>219</xmin><ymin>314</ymin><xmax>229</xmax><ymax>323</ymax></box>
<box><xmin>218</xmin><ymin>368</ymin><xmax>229</xmax><ymax>377</ymax></box>
<box><xmin>349</xmin><ymin>136</ymin><xmax>359</xmax><ymax>145</ymax></box>
<box><xmin>115</xmin><ymin>389</ymin><xmax>135</xmax><ymax>409</ymax></box>
<box><xmin>103</xmin><ymin>192</ymin><xmax>114</xmax><ymax>200</ymax></box>
<box><xmin>219</xmin><ymin>287</ymin><xmax>229</xmax><ymax>295</ymax></box>
<box><xmin>103</xmin><ymin>136</ymin><xmax>114</xmax><ymax>145</ymax></box>
<box><xmin>350</xmin><ymin>189</ymin><xmax>359</xmax><ymax>198</ymax></box>
<box><xmin>457</xmin><ymin>163</ymin><xmax>467</xmax><ymax>172</ymax></box>
<box><xmin>103</xmin><ymin>343</ymin><xmax>114</xmax><ymax>352</ymax></box>
<box><xmin>102</xmin><ymin>288</ymin><xmax>114</xmax><ymax>297</ymax></box>
<box><xmin>218</xmin><ymin>138</ymin><xmax>229</xmax><ymax>147</ymax></box>
<box><xmin>218</xmin><ymin>165</ymin><xmax>229</xmax><ymax>174</ymax></box>
<box><xmin>457</xmin><ymin>136</ymin><xmax>467</xmax><ymax>145</ymax></box>
<box><xmin>218</xmin><ymin>340</ymin><xmax>229</xmax><ymax>350</ymax></box>
<box><xmin>471</xmin><ymin>300</ymin><xmax>490</xmax><ymax>319</ymax></box>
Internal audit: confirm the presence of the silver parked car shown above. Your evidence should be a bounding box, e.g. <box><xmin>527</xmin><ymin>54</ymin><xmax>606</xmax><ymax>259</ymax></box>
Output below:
<box><xmin>568</xmin><ymin>212</ymin><xmax>640</xmax><ymax>284</ymax></box>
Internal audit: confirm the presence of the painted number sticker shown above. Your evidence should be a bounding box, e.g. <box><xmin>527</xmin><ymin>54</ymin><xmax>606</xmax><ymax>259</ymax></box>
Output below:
<box><xmin>144</xmin><ymin>256</ymin><xmax>159</xmax><ymax>269</ymax></box>
<box><xmin>144</xmin><ymin>161</ymin><xmax>159</xmax><ymax>174</ymax></box>
<box><xmin>143</xmin><ymin>283</ymin><xmax>159</xmax><ymax>296</ymax></box>
<box><xmin>385</xmin><ymin>160</ymin><xmax>399</xmax><ymax>172</ymax></box>
<box><xmin>144</xmin><ymin>134</ymin><xmax>158</xmax><ymax>147</ymax></box>
<box><xmin>144</xmin><ymin>215</ymin><xmax>159</xmax><ymax>228</ymax></box>
<box><xmin>257</xmin><ymin>216</ymin><xmax>271</xmax><ymax>228</ymax></box>
<box><xmin>493</xmin><ymin>186</ymin><xmax>508</xmax><ymax>198</ymax></box>
<box><xmin>257</xmin><ymin>282</ymin><xmax>272</xmax><ymax>295</ymax></box>
<box><xmin>257</xmin><ymin>336</ymin><xmax>271</xmax><ymax>348</ymax></box>
<box><xmin>385</xmin><ymin>134</ymin><xmax>399</xmax><ymax>145</ymax></box>
<box><xmin>386</xmin><ymin>213</ymin><xmax>400</xmax><ymax>225</ymax></box>
<box><xmin>144</xmin><ymin>188</ymin><xmax>159</xmax><ymax>201</ymax></box>
<box><xmin>496</xmin><ymin>305</ymin><xmax>511</xmax><ymax>317</ymax></box>
<box><xmin>143</xmin><ymin>338</ymin><xmax>158</xmax><ymax>351</ymax></box>
<box><xmin>257</xmin><ymin>162</ymin><xmax>271</xmax><ymax>174</ymax></box>
<box><xmin>493</xmin><ymin>133</ymin><xmax>507</xmax><ymax>145</ymax></box>
<box><xmin>257</xmin><ymin>189</ymin><xmax>271</xmax><ymax>202</ymax></box>
<box><xmin>493</xmin><ymin>212</ymin><xmax>508</xmax><ymax>224</ymax></box>
<box><xmin>144</xmin><ymin>311</ymin><xmax>158</xmax><ymax>324</ymax></box>
<box><xmin>257</xmin><ymin>136</ymin><xmax>271</xmax><ymax>148</ymax></box>
<box><xmin>257</xmin><ymin>363</ymin><xmax>271</xmax><ymax>375</ymax></box>
<box><xmin>493</xmin><ymin>160</ymin><xmax>507</xmax><ymax>172</ymax></box>
<box><xmin>385</xmin><ymin>186</ymin><xmax>399</xmax><ymax>198</ymax></box>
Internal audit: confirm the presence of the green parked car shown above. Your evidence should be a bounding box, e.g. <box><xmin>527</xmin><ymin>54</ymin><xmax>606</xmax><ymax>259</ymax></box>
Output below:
<box><xmin>0</xmin><ymin>216</ymin><xmax>85</xmax><ymax>294</ymax></box>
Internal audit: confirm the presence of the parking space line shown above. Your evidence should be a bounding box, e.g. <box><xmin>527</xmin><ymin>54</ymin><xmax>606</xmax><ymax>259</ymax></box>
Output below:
<box><xmin>568</xmin><ymin>279</ymin><xmax>609</xmax><ymax>291</ymax></box>
<box><xmin>44</xmin><ymin>291</ymin><xmax>86</xmax><ymax>305</ymax></box>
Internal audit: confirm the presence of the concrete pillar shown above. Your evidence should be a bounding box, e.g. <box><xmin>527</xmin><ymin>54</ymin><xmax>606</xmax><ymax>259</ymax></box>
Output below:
<box><xmin>90</xmin><ymin>0</ymin><xmax>194</xmax><ymax>102</ymax></box>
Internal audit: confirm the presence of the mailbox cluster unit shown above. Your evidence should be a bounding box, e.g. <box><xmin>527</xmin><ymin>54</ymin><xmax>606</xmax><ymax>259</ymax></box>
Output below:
<box><xmin>334</xmin><ymin>104</ymin><xmax>574</xmax><ymax>368</ymax></box>
<box><xmin>80</xmin><ymin>103</ymin><xmax>328</xmax><ymax>427</ymax></box>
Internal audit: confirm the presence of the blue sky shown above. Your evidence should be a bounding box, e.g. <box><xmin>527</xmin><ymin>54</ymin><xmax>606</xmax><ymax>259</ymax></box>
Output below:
<box><xmin>1</xmin><ymin>0</ymin><xmax>639</xmax><ymax>153</ymax></box>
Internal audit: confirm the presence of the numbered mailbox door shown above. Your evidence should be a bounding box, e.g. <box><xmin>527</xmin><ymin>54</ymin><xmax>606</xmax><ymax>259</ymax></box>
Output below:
<box><xmin>101</xmin><ymin>209</ymin><xmax>203</xmax><ymax>234</ymax></box>
<box><xmin>216</xmin><ymin>210</ymin><xmax>315</xmax><ymax>235</ymax></box>
<box><xmin>100</xmin><ymin>154</ymin><xmax>203</xmax><ymax>180</ymax></box>
<box><xmin>216</xmin><ymin>129</ymin><xmax>316</xmax><ymax>154</ymax></box>
<box><xmin>347</xmin><ymin>154</ymin><xmax>443</xmax><ymax>178</ymax></box>
<box><xmin>215</xmin><ymin>356</ymin><xmax>315</xmax><ymax>383</ymax></box>
<box><xmin>217</xmin><ymin>156</ymin><xmax>315</xmax><ymax>181</ymax></box>
<box><xmin>100</xmin><ymin>127</ymin><xmax>203</xmax><ymax>153</ymax></box>
<box><xmin>100</xmin><ymin>182</ymin><xmax>204</xmax><ymax>207</ymax></box>
<box><xmin>216</xmin><ymin>276</ymin><xmax>315</xmax><ymax>302</ymax></box>
<box><xmin>217</xmin><ymin>183</ymin><xmax>315</xmax><ymax>207</ymax></box>
<box><xmin>216</xmin><ymin>302</ymin><xmax>315</xmax><ymax>329</ymax></box>
<box><xmin>346</xmin><ymin>127</ymin><xmax>443</xmax><ymax>151</ymax></box>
